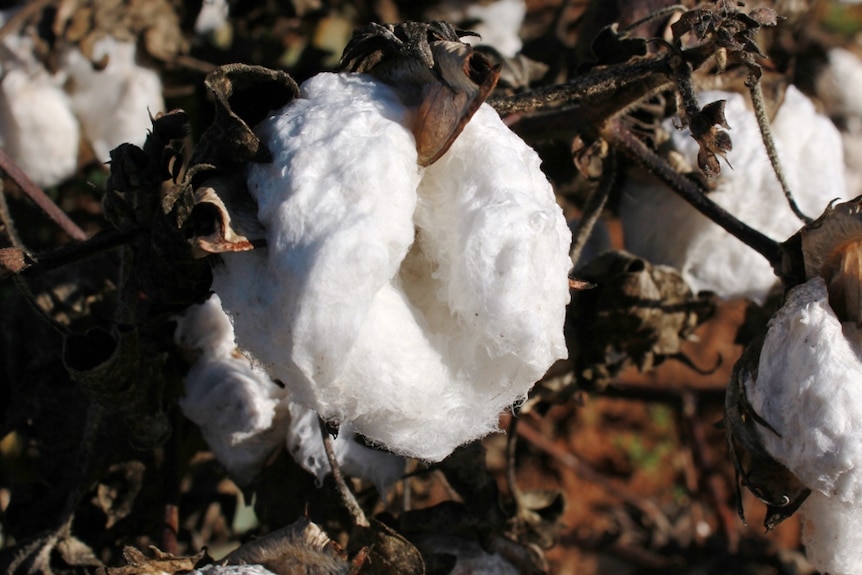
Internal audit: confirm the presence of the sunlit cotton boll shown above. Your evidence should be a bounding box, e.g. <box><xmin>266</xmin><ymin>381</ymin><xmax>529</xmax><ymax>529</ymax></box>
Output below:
<box><xmin>746</xmin><ymin>277</ymin><xmax>862</xmax><ymax>574</ymax></box>
<box><xmin>0</xmin><ymin>26</ymin><xmax>79</xmax><ymax>188</ymax></box>
<box><xmin>619</xmin><ymin>86</ymin><xmax>847</xmax><ymax>303</ymax></box>
<box><xmin>60</xmin><ymin>36</ymin><xmax>164</xmax><ymax>162</ymax></box>
<box><xmin>213</xmin><ymin>72</ymin><xmax>571</xmax><ymax>462</ymax></box>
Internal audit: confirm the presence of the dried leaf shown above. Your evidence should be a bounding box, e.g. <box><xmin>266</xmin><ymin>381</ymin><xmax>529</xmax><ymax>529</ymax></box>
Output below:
<box><xmin>224</xmin><ymin>517</ymin><xmax>353</xmax><ymax>574</ymax></box>
<box><xmin>0</xmin><ymin>247</ymin><xmax>35</xmax><ymax>277</ymax></box>
<box><xmin>566</xmin><ymin>251</ymin><xmax>716</xmax><ymax>390</ymax></box>
<box><xmin>349</xmin><ymin>519</ymin><xmax>424</xmax><ymax>575</ymax></box>
<box><xmin>106</xmin><ymin>545</ymin><xmax>206</xmax><ymax>574</ymax></box>
<box><xmin>188</xmin><ymin>177</ymin><xmax>265</xmax><ymax>257</ymax></box>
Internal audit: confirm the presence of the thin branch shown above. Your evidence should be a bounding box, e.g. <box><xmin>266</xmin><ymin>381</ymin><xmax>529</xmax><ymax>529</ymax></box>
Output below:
<box><xmin>318</xmin><ymin>417</ymin><xmax>370</xmax><ymax>528</ymax></box>
<box><xmin>603</xmin><ymin>118</ymin><xmax>784</xmax><ymax>273</ymax></box>
<box><xmin>622</xmin><ymin>4</ymin><xmax>688</xmax><ymax>36</ymax></box>
<box><xmin>0</xmin><ymin>149</ymin><xmax>88</xmax><ymax>241</ymax></box>
<box><xmin>488</xmin><ymin>56</ymin><xmax>674</xmax><ymax>117</ymax></box>
<box><xmin>746</xmin><ymin>76</ymin><xmax>812</xmax><ymax>224</ymax></box>
<box><xmin>5</xmin><ymin>226</ymin><xmax>146</xmax><ymax>279</ymax></box>
<box><xmin>570</xmin><ymin>151</ymin><xmax>615</xmax><ymax>267</ymax></box>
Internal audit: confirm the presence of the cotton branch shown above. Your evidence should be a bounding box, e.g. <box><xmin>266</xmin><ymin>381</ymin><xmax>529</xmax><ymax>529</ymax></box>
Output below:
<box><xmin>602</xmin><ymin>117</ymin><xmax>784</xmax><ymax>272</ymax></box>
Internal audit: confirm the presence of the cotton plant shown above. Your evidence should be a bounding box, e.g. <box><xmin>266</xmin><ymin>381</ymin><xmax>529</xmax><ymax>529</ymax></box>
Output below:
<box><xmin>619</xmin><ymin>85</ymin><xmax>847</xmax><ymax>303</ymax></box>
<box><xmin>0</xmin><ymin>6</ymin><xmax>164</xmax><ymax>185</ymax></box>
<box><xmin>0</xmin><ymin>14</ymin><xmax>80</xmax><ymax>188</ymax></box>
<box><xmin>176</xmin><ymin>294</ymin><xmax>404</xmax><ymax>490</ymax></box>
<box><xmin>209</xmin><ymin>22</ymin><xmax>572</xmax><ymax>462</ymax></box>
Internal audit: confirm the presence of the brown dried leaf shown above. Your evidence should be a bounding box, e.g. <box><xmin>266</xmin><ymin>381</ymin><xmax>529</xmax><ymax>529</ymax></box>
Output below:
<box><xmin>224</xmin><ymin>517</ymin><xmax>352</xmax><ymax>574</ymax></box>
<box><xmin>93</xmin><ymin>461</ymin><xmax>146</xmax><ymax>529</ymax></box>
<box><xmin>566</xmin><ymin>251</ymin><xmax>716</xmax><ymax>390</ymax></box>
<box><xmin>105</xmin><ymin>545</ymin><xmax>206</xmax><ymax>575</ymax></box>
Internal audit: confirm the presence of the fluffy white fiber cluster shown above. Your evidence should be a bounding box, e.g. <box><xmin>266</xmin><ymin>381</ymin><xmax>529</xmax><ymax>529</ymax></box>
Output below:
<box><xmin>213</xmin><ymin>72</ymin><xmax>571</xmax><ymax>462</ymax></box>
<box><xmin>0</xmin><ymin>9</ymin><xmax>163</xmax><ymax>187</ymax></box>
<box><xmin>619</xmin><ymin>86</ymin><xmax>846</xmax><ymax>303</ymax></box>
<box><xmin>176</xmin><ymin>294</ymin><xmax>405</xmax><ymax>490</ymax></box>
<box><xmin>746</xmin><ymin>277</ymin><xmax>862</xmax><ymax>574</ymax></box>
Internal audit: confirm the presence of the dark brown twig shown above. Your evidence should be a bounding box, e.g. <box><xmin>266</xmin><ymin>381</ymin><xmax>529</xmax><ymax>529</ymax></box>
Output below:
<box><xmin>603</xmin><ymin>118</ymin><xmax>784</xmax><ymax>272</ymax></box>
<box><xmin>4</xmin><ymin>226</ymin><xmax>146</xmax><ymax>279</ymax></box>
<box><xmin>0</xmin><ymin>149</ymin><xmax>88</xmax><ymax>241</ymax></box>
<box><xmin>570</xmin><ymin>152</ymin><xmax>615</xmax><ymax>267</ymax></box>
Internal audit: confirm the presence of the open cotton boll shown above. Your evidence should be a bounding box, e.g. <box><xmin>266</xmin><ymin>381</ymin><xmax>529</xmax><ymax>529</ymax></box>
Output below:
<box><xmin>746</xmin><ymin>277</ymin><xmax>862</xmax><ymax>503</ymax></box>
<box><xmin>213</xmin><ymin>72</ymin><xmax>570</xmax><ymax>461</ymax></box>
<box><xmin>60</xmin><ymin>36</ymin><xmax>164</xmax><ymax>162</ymax></box>
<box><xmin>0</xmin><ymin>32</ymin><xmax>79</xmax><ymax>188</ymax></box>
<box><xmin>619</xmin><ymin>86</ymin><xmax>847</xmax><ymax>303</ymax></box>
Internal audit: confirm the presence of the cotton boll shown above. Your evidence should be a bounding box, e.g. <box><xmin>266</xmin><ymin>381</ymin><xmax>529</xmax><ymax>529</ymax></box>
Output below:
<box><xmin>214</xmin><ymin>72</ymin><xmax>571</xmax><ymax>461</ymax></box>
<box><xmin>193</xmin><ymin>565</ymin><xmax>276</xmax><ymax>575</ymax></box>
<box><xmin>0</xmin><ymin>32</ymin><xmax>79</xmax><ymax>188</ymax></box>
<box><xmin>817</xmin><ymin>48</ymin><xmax>862</xmax><ymax>119</ymax></box>
<box><xmin>619</xmin><ymin>86</ymin><xmax>847</xmax><ymax>303</ymax></box>
<box><xmin>60</xmin><ymin>36</ymin><xmax>164</xmax><ymax>162</ymax></box>
<box><xmin>464</xmin><ymin>0</ymin><xmax>526</xmax><ymax>58</ymax></box>
<box><xmin>286</xmin><ymin>403</ymin><xmax>404</xmax><ymax>494</ymax></box>
<box><xmin>746</xmin><ymin>277</ymin><xmax>862</xmax><ymax>504</ymax></box>
<box><xmin>215</xmin><ymin>72</ymin><xmax>421</xmax><ymax>410</ymax></box>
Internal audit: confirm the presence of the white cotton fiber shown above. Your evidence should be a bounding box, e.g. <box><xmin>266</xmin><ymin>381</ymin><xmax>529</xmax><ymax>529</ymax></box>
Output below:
<box><xmin>177</xmin><ymin>296</ymin><xmax>289</xmax><ymax>485</ymax></box>
<box><xmin>747</xmin><ymin>277</ymin><xmax>862</xmax><ymax>503</ymax></box>
<box><xmin>213</xmin><ymin>72</ymin><xmax>571</xmax><ymax>461</ymax></box>
<box><xmin>60</xmin><ymin>36</ymin><xmax>164</xmax><ymax>162</ymax></box>
<box><xmin>178</xmin><ymin>294</ymin><xmax>404</xmax><ymax>488</ymax></box>
<box><xmin>0</xmin><ymin>30</ymin><xmax>79</xmax><ymax>188</ymax></box>
<box><xmin>619</xmin><ymin>86</ymin><xmax>847</xmax><ymax>303</ymax></box>
<box><xmin>798</xmin><ymin>490</ymin><xmax>862</xmax><ymax>575</ymax></box>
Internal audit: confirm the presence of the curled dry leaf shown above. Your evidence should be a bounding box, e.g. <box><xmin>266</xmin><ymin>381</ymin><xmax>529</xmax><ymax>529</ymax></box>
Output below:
<box><xmin>565</xmin><ymin>250</ymin><xmax>716</xmax><ymax>391</ymax></box>
<box><xmin>177</xmin><ymin>64</ymin><xmax>298</xmax><ymax>257</ymax></box>
<box><xmin>105</xmin><ymin>545</ymin><xmax>207</xmax><ymax>575</ymax></box>
<box><xmin>223</xmin><ymin>517</ymin><xmax>356</xmax><ymax>575</ymax></box>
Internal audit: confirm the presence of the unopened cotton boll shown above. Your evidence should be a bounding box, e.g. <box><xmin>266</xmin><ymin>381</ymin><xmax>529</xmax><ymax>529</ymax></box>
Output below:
<box><xmin>60</xmin><ymin>36</ymin><xmax>164</xmax><ymax>162</ymax></box>
<box><xmin>619</xmin><ymin>86</ymin><xmax>847</xmax><ymax>303</ymax></box>
<box><xmin>213</xmin><ymin>72</ymin><xmax>571</xmax><ymax>461</ymax></box>
<box><xmin>0</xmin><ymin>29</ymin><xmax>79</xmax><ymax>188</ymax></box>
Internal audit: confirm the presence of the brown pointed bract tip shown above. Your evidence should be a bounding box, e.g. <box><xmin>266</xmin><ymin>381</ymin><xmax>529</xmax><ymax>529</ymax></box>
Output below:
<box><xmin>337</xmin><ymin>21</ymin><xmax>501</xmax><ymax>167</ymax></box>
